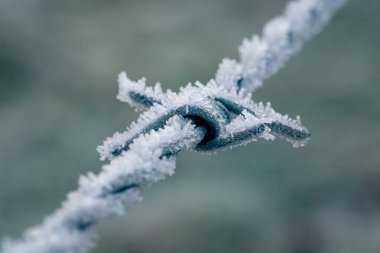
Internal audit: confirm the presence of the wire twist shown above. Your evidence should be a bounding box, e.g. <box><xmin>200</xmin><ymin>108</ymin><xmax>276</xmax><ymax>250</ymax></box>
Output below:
<box><xmin>103</xmin><ymin>75</ymin><xmax>310</xmax><ymax>160</ymax></box>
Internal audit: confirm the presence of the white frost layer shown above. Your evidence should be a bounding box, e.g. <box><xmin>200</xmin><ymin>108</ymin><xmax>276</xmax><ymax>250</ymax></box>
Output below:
<box><xmin>99</xmin><ymin>78</ymin><xmax>309</xmax><ymax>159</ymax></box>
<box><xmin>2</xmin><ymin>116</ymin><xmax>204</xmax><ymax>253</ymax></box>
<box><xmin>117</xmin><ymin>72</ymin><xmax>165</xmax><ymax>110</ymax></box>
<box><xmin>100</xmin><ymin>76</ymin><xmax>309</xmax><ymax>158</ymax></box>
<box><xmin>216</xmin><ymin>0</ymin><xmax>347</xmax><ymax>92</ymax></box>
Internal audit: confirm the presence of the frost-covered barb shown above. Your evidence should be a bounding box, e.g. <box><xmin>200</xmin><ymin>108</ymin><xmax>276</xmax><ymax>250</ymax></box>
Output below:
<box><xmin>2</xmin><ymin>0</ymin><xmax>346</xmax><ymax>252</ymax></box>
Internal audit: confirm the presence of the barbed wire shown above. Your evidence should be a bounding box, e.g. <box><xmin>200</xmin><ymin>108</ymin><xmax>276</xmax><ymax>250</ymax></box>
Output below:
<box><xmin>1</xmin><ymin>0</ymin><xmax>347</xmax><ymax>252</ymax></box>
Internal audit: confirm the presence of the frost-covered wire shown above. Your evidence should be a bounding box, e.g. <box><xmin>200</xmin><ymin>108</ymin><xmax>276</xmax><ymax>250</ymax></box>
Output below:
<box><xmin>1</xmin><ymin>0</ymin><xmax>346</xmax><ymax>252</ymax></box>
<box><xmin>215</xmin><ymin>0</ymin><xmax>347</xmax><ymax>92</ymax></box>
<box><xmin>2</xmin><ymin>116</ymin><xmax>206</xmax><ymax>253</ymax></box>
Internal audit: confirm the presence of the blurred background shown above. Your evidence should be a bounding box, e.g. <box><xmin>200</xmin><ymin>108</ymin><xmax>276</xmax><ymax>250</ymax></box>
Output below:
<box><xmin>0</xmin><ymin>0</ymin><xmax>379</xmax><ymax>252</ymax></box>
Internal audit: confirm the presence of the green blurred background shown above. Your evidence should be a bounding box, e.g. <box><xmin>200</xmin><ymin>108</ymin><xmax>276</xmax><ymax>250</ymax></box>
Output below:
<box><xmin>1</xmin><ymin>0</ymin><xmax>379</xmax><ymax>252</ymax></box>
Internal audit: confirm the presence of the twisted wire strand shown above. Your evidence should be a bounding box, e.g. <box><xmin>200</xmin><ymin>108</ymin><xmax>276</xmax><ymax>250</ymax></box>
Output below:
<box><xmin>2</xmin><ymin>116</ymin><xmax>206</xmax><ymax>253</ymax></box>
<box><xmin>2</xmin><ymin>0</ymin><xmax>346</xmax><ymax>252</ymax></box>
<box><xmin>215</xmin><ymin>0</ymin><xmax>347</xmax><ymax>93</ymax></box>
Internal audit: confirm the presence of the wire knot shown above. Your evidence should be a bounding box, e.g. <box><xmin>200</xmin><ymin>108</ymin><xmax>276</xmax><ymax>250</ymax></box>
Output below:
<box><xmin>97</xmin><ymin>73</ymin><xmax>310</xmax><ymax>161</ymax></box>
